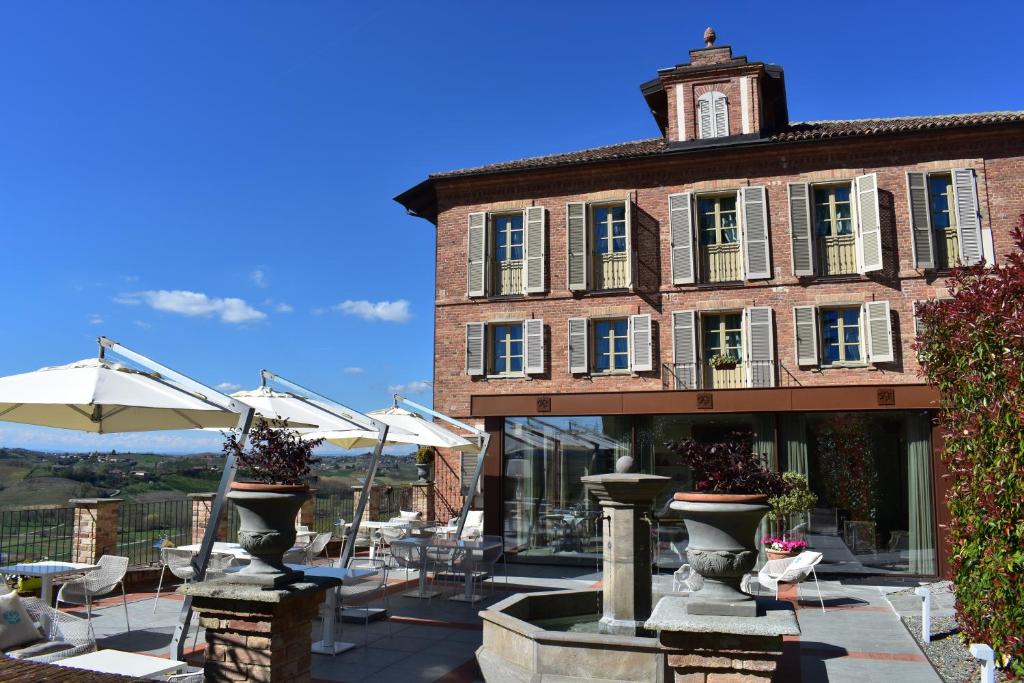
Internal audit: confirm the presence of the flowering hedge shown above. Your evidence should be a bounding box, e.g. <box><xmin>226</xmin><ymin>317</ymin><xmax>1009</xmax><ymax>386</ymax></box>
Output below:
<box><xmin>916</xmin><ymin>217</ymin><xmax>1024</xmax><ymax>676</ymax></box>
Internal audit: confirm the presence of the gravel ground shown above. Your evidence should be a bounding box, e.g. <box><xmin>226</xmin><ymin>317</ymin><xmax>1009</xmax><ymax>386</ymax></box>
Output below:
<box><xmin>895</xmin><ymin>582</ymin><xmax>1009</xmax><ymax>682</ymax></box>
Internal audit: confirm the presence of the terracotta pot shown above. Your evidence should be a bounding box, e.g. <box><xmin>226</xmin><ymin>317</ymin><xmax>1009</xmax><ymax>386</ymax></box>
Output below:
<box><xmin>227</xmin><ymin>482</ymin><xmax>310</xmax><ymax>587</ymax></box>
<box><xmin>670</xmin><ymin>491</ymin><xmax>770</xmax><ymax>615</ymax></box>
<box><xmin>765</xmin><ymin>549</ymin><xmax>801</xmax><ymax>562</ymax></box>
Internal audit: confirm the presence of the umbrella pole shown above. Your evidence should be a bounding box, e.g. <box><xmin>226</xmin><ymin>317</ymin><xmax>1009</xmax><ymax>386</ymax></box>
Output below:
<box><xmin>393</xmin><ymin>396</ymin><xmax>490</xmax><ymax>540</ymax></box>
<box><xmin>169</xmin><ymin>406</ymin><xmax>255</xmax><ymax>660</ymax></box>
<box><xmin>337</xmin><ymin>424</ymin><xmax>389</xmax><ymax>569</ymax></box>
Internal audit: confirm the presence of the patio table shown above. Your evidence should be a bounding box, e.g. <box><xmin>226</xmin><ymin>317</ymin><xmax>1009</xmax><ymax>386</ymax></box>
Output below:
<box><xmin>391</xmin><ymin>535</ymin><xmax>503</xmax><ymax>603</ymax></box>
<box><xmin>0</xmin><ymin>560</ymin><xmax>98</xmax><ymax>605</ymax></box>
<box><xmin>57</xmin><ymin>648</ymin><xmax>187</xmax><ymax>678</ymax></box>
<box><xmin>287</xmin><ymin>563</ymin><xmax>377</xmax><ymax>656</ymax></box>
<box><xmin>174</xmin><ymin>541</ymin><xmax>253</xmax><ymax>562</ymax></box>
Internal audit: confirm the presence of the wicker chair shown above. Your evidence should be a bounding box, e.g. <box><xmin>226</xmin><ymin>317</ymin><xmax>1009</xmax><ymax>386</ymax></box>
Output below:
<box><xmin>153</xmin><ymin>547</ymin><xmax>196</xmax><ymax>612</ymax></box>
<box><xmin>56</xmin><ymin>555</ymin><xmax>130</xmax><ymax>632</ymax></box>
<box><xmin>9</xmin><ymin>597</ymin><xmax>97</xmax><ymax>663</ymax></box>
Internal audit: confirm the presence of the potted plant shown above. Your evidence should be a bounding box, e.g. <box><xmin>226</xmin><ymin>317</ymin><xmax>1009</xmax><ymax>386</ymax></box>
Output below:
<box><xmin>760</xmin><ymin>536</ymin><xmax>809</xmax><ymax>561</ymax></box>
<box><xmin>766</xmin><ymin>471</ymin><xmax>817</xmax><ymax>540</ymax></box>
<box><xmin>668</xmin><ymin>431</ymin><xmax>787</xmax><ymax>615</ymax></box>
<box><xmin>223</xmin><ymin>421</ymin><xmax>323</xmax><ymax>587</ymax></box>
<box><xmin>709</xmin><ymin>353</ymin><xmax>739</xmax><ymax>370</ymax></box>
<box><xmin>415</xmin><ymin>446</ymin><xmax>435</xmax><ymax>483</ymax></box>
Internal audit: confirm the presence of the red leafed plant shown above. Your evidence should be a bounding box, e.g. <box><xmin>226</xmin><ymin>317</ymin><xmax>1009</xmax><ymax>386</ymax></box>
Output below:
<box><xmin>916</xmin><ymin>216</ymin><xmax>1024</xmax><ymax>677</ymax></box>
<box><xmin>668</xmin><ymin>430</ymin><xmax>787</xmax><ymax>496</ymax></box>
<box><xmin>223</xmin><ymin>420</ymin><xmax>323</xmax><ymax>486</ymax></box>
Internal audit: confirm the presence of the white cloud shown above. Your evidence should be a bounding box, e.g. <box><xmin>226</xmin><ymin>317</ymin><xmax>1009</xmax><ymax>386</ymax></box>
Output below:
<box><xmin>333</xmin><ymin>299</ymin><xmax>411</xmax><ymax>323</ymax></box>
<box><xmin>342</xmin><ymin>367</ymin><xmax>364</xmax><ymax>374</ymax></box>
<box><xmin>312</xmin><ymin>307</ymin><xmax>326</xmax><ymax>315</ymax></box>
<box><xmin>215</xmin><ymin>382</ymin><xmax>243</xmax><ymax>393</ymax></box>
<box><xmin>250</xmin><ymin>268</ymin><xmax>268</xmax><ymax>288</ymax></box>
<box><xmin>387</xmin><ymin>380</ymin><xmax>432</xmax><ymax>395</ymax></box>
<box><xmin>132</xmin><ymin>320</ymin><xmax>152</xmax><ymax>329</ymax></box>
<box><xmin>274</xmin><ymin>303</ymin><xmax>293</xmax><ymax>313</ymax></box>
<box><xmin>88</xmin><ymin>314</ymin><xmax>103</xmax><ymax>325</ymax></box>
<box><xmin>116</xmin><ymin>290</ymin><xmax>266</xmax><ymax>324</ymax></box>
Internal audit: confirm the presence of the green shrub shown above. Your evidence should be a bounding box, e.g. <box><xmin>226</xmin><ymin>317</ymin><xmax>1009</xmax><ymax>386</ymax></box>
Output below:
<box><xmin>916</xmin><ymin>216</ymin><xmax>1024</xmax><ymax>676</ymax></box>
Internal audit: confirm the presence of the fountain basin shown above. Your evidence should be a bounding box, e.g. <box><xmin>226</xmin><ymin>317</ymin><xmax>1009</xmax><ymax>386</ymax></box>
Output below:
<box><xmin>477</xmin><ymin>589</ymin><xmax>664</xmax><ymax>683</ymax></box>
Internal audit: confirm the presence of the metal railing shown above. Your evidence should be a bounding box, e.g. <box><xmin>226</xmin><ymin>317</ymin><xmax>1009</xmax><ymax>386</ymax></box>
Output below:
<box><xmin>0</xmin><ymin>505</ymin><xmax>75</xmax><ymax>565</ymax></box>
<box><xmin>117</xmin><ymin>499</ymin><xmax>193</xmax><ymax>567</ymax></box>
<box><xmin>662</xmin><ymin>360</ymin><xmax>801</xmax><ymax>390</ymax></box>
<box><xmin>312</xmin><ymin>495</ymin><xmax>354</xmax><ymax>532</ymax></box>
<box><xmin>377</xmin><ymin>486</ymin><xmax>413</xmax><ymax>520</ymax></box>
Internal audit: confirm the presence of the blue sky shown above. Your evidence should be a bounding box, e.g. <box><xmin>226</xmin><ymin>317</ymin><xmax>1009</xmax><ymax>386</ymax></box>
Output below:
<box><xmin>1</xmin><ymin>1</ymin><xmax>1021</xmax><ymax>453</ymax></box>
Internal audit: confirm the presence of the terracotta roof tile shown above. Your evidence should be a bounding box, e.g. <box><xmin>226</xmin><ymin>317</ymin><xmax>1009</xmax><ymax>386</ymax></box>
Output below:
<box><xmin>430</xmin><ymin>112</ymin><xmax>1024</xmax><ymax>179</ymax></box>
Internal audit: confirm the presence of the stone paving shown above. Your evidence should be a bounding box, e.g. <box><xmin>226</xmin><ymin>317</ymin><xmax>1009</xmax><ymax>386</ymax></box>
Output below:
<box><xmin>77</xmin><ymin>565</ymin><xmax>943</xmax><ymax>682</ymax></box>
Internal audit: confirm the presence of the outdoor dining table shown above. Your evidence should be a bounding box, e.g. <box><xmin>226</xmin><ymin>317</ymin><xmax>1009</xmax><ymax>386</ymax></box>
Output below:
<box><xmin>0</xmin><ymin>560</ymin><xmax>98</xmax><ymax>605</ymax></box>
<box><xmin>57</xmin><ymin>648</ymin><xmax>187</xmax><ymax>678</ymax></box>
<box><xmin>174</xmin><ymin>541</ymin><xmax>253</xmax><ymax>562</ymax></box>
<box><xmin>391</xmin><ymin>534</ymin><xmax>503</xmax><ymax>603</ymax></box>
<box><xmin>287</xmin><ymin>563</ymin><xmax>377</xmax><ymax>656</ymax></box>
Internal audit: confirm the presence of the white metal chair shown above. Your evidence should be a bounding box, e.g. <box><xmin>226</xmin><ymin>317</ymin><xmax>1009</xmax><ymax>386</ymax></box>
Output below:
<box><xmin>671</xmin><ymin>563</ymin><xmax>704</xmax><ymax>593</ymax></box>
<box><xmin>756</xmin><ymin>550</ymin><xmax>826</xmax><ymax>613</ymax></box>
<box><xmin>294</xmin><ymin>532</ymin><xmax>332</xmax><ymax>565</ymax></box>
<box><xmin>378</xmin><ymin>523</ymin><xmax>410</xmax><ymax>568</ymax></box>
<box><xmin>339</xmin><ymin>557</ymin><xmax>390</xmax><ymax>646</ymax></box>
<box><xmin>204</xmin><ymin>551</ymin><xmax>239</xmax><ymax>579</ymax></box>
<box><xmin>153</xmin><ymin>547</ymin><xmax>196</xmax><ymax>611</ymax></box>
<box><xmin>8</xmin><ymin>596</ymin><xmax>96</xmax><ymax>663</ymax></box>
<box><xmin>56</xmin><ymin>554</ymin><xmax>130</xmax><ymax>632</ymax></box>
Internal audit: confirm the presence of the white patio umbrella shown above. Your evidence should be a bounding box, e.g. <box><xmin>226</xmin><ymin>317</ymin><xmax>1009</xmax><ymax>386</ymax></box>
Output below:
<box><xmin>0</xmin><ymin>358</ymin><xmax>242</xmax><ymax>433</ymax></box>
<box><xmin>228</xmin><ymin>386</ymin><xmax>375</xmax><ymax>432</ymax></box>
<box><xmin>308</xmin><ymin>406</ymin><xmax>479</xmax><ymax>453</ymax></box>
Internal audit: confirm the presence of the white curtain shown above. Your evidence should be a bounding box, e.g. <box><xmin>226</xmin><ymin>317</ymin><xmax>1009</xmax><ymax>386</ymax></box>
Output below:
<box><xmin>906</xmin><ymin>414</ymin><xmax>936</xmax><ymax>574</ymax></box>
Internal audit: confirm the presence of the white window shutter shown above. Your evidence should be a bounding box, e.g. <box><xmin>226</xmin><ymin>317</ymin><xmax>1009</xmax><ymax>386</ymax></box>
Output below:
<box><xmin>669</xmin><ymin>192</ymin><xmax>695</xmax><ymax>284</ymax></box>
<box><xmin>745</xmin><ymin>306</ymin><xmax>775</xmax><ymax>387</ymax></box>
<box><xmin>524</xmin><ymin>206</ymin><xmax>546</xmax><ymax>293</ymax></box>
<box><xmin>788</xmin><ymin>183</ymin><xmax>814</xmax><ymax>276</ymax></box>
<box><xmin>713</xmin><ymin>92</ymin><xmax>728</xmax><ymax>137</ymax></box>
<box><xmin>952</xmin><ymin>168</ymin><xmax>984</xmax><ymax>266</ymax></box>
<box><xmin>628</xmin><ymin>314</ymin><xmax>653</xmax><ymax>372</ymax></box>
<box><xmin>741</xmin><ymin>186</ymin><xmax>771</xmax><ymax>279</ymax></box>
<box><xmin>671</xmin><ymin>310</ymin><xmax>698</xmax><ymax>389</ymax></box>
<box><xmin>466</xmin><ymin>322</ymin><xmax>485</xmax><ymax>376</ymax></box>
<box><xmin>460</xmin><ymin>452</ymin><xmax>480</xmax><ymax>497</ymax></box>
<box><xmin>793</xmin><ymin>306</ymin><xmax>818</xmax><ymax>366</ymax></box>
<box><xmin>524</xmin><ymin>319</ymin><xmax>544</xmax><ymax>375</ymax></box>
<box><xmin>864</xmin><ymin>300</ymin><xmax>894</xmax><ymax>364</ymax></box>
<box><xmin>567</xmin><ymin>318</ymin><xmax>588</xmax><ymax>374</ymax></box>
<box><xmin>467</xmin><ymin>212</ymin><xmax>487</xmax><ymax>297</ymax></box>
<box><xmin>566</xmin><ymin>202</ymin><xmax>588</xmax><ymax>291</ymax></box>
<box><xmin>697</xmin><ymin>97</ymin><xmax>712</xmax><ymax>139</ymax></box>
<box><xmin>856</xmin><ymin>173</ymin><xmax>883</xmax><ymax>273</ymax></box>
<box><xmin>906</xmin><ymin>172</ymin><xmax>935</xmax><ymax>269</ymax></box>
<box><xmin>624</xmin><ymin>198</ymin><xmax>634</xmax><ymax>288</ymax></box>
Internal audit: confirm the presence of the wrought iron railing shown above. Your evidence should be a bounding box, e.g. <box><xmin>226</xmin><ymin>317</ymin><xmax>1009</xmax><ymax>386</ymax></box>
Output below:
<box><xmin>117</xmin><ymin>499</ymin><xmax>193</xmax><ymax>567</ymax></box>
<box><xmin>662</xmin><ymin>360</ymin><xmax>801</xmax><ymax>390</ymax></box>
<box><xmin>0</xmin><ymin>505</ymin><xmax>75</xmax><ymax>565</ymax></box>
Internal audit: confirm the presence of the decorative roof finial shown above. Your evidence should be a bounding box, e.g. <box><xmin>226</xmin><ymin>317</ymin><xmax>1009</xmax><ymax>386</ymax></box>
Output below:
<box><xmin>703</xmin><ymin>26</ymin><xmax>716</xmax><ymax>48</ymax></box>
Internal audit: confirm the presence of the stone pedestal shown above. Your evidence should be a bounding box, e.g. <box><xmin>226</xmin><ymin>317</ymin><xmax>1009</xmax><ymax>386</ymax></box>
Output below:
<box><xmin>70</xmin><ymin>498</ymin><xmax>121</xmax><ymax>564</ymax></box>
<box><xmin>180</xmin><ymin>576</ymin><xmax>341</xmax><ymax>683</ymax></box>
<box><xmin>297</xmin><ymin>488</ymin><xmax>317</xmax><ymax>528</ymax></box>
<box><xmin>189</xmin><ymin>493</ymin><xmax>228</xmax><ymax>544</ymax></box>
<box><xmin>411</xmin><ymin>482</ymin><xmax>435</xmax><ymax>521</ymax></box>
<box><xmin>581</xmin><ymin>474</ymin><xmax>669</xmax><ymax>636</ymax></box>
<box><xmin>645</xmin><ymin>596</ymin><xmax>800</xmax><ymax>683</ymax></box>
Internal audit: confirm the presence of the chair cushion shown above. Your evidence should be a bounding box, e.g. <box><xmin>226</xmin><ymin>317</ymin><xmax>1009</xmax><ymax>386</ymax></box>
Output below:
<box><xmin>0</xmin><ymin>591</ymin><xmax>44</xmax><ymax>651</ymax></box>
<box><xmin>7</xmin><ymin>639</ymin><xmax>74</xmax><ymax>660</ymax></box>
<box><xmin>464</xmin><ymin>510</ymin><xmax>484</xmax><ymax>528</ymax></box>
<box><xmin>399</xmin><ymin>510</ymin><xmax>422</xmax><ymax>521</ymax></box>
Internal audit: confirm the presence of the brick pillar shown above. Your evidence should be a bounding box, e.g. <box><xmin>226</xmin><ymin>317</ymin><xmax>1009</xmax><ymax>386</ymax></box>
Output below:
<box><xmin>297</xmin><ymin>488</ymin><xmax>317</xmax><ymax>528</ymax></box>
<box><xmin>182</xmin><ymin>575</ymin><xmax>340</xmax><ymax>683</ymax></box>
<box><xmin>411</xmin><ymin>482</ymin><xmax>435</xmax><ymax>521</ymax></box>
<box><xmin>351</xmin><ymin>485</ymin><xmax>381</xmax><ymax>521</ymax></box>
<box><xmin>70</xmin><ymin>498</ymin><xmax>121</xmax><ymax>565</ymax></box>
<box><xmin>189</xmin><ymin>493</ymin><xmax>228</xmax><ymax>544</ymax></box>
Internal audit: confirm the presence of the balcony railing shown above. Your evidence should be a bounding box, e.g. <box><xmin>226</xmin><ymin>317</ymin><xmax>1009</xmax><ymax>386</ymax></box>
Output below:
<box><xmin>701</xmin><ymin>242</ymin><xmax>742</xmax><ymax>283</ymax></box>
<box><xmin>594</xmin><ymin>252</ymin><xmax>629</xmax><ymax>289</ymax></box>
<box><xmin>495</xmin><ymin>260</ymin><xmax>523</xmax><ymax>295</ymax></box>
<box><xmin>0</xmin><ymin>505</ymin><xmax>75</xmax><ymax>564</ymax></box>
<box><xmin>936</xmin><ymin>227</ymin><xmax>960</xmax><ymax>270</ymax></box>
<box><xmin>662</xmin><ymin>360</ymin><xmax>802</xmax><ymax>390</ymax></box>
<box><xmin>818</xmin><ymin>234</ymin><xmax>858</xmax><ymax>276</ymax></box>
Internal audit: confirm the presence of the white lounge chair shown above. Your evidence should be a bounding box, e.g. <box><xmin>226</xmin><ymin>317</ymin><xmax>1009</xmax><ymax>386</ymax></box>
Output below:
<box><xmin>756</xmin><ymin>550</ymin><xmax>826</xmax><ymax>612</ymax></box>
<box><xmin>7</xmin><ymin>596</ymin><xmax>96</xmax><ymax>663</ymax></box>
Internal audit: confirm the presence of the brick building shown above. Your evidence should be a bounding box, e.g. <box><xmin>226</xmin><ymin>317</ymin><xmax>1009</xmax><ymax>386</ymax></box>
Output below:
<box><xmin>396</xmin><ymin>33</ymin><xmax>1024</xmax><ymax>578</ymax></box>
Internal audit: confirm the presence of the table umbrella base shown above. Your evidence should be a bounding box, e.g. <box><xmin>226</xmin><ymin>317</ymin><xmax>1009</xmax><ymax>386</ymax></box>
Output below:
<box><xmin>341</xmin><ymin>607</ymin><xmax>386</xmax><ymax>623</ymax></box>
<box><xmin>403</xmin><ymin>589</ymin><xmax>442</xmax><ymax>599</ymax></box>
<box><xmin>312</xmin><ymin>640</ymin><xmax>358</xmax><ymax>656</ymax></box>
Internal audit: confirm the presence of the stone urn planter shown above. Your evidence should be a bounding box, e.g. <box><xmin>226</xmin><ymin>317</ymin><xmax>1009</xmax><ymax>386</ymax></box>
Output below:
<box><xmin>671</xmin><ymin>491</ymin><xmax>770</xmax><ymax>617</ymax></box>
<box><xmin>227</xmin><ymin>482</ymin><xmax>310</xmax><ymax>587</ymax></box>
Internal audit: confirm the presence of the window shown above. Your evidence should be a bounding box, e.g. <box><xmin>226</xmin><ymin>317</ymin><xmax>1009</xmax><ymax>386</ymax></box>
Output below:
<box><xmin>467</xmin><ymin>207</ymin><xmax>546</xmax><ymax>298</ymax></box>
<box><xmin>567</xmin><ymin>200</ymin><xmax>632</xmax><ymax>292</ymax></box>
<box><xmin>492</xmin><ymin>213</ymin><xmax>524</xmax><ymax>295</ymax></box>
<box><xmin>593</xmin><ymin>319</ymin><xmax>629</xmax><ymax>372</ymax></box>
<box><xmin>820</xmin><ymin>307</ymin><xmax>862</xmax><ymax>366</ymax></box>
<box><xmin>697</xmin><ymin>195</ymin><xmax>742</xmax><ymax>282</ymax></box>
<box><xmin>927</xmin><ymin>174</ymin><xmax>959</xmax><ymax>270</ymax></box>
<box><xmin>702</xmin><ymin>313</ymin><xmax>744</xmax><ymax>388</ymax></box>
<box><xmin>671</xmin><ymin>308</ymin><xmax>775</xmax><ymax>390</ymax></box>
<box><xmin>466</xmin><ymin>319</ymin><xmax>544</xmax><ymax>377</ymax></box>
<box><xmin>696</xmin><ymin>91</ymin><xmax>728</xmax><ymax>139</ymax></box>
<box><xmin>490</xmin><ymin>323</ymin><xmax>523</xmax><ymax>376</ymax></box>
<box><xmin>813</xmin><ymin>184</ymin><xmax>857</xmax><ymax>276</ymax></box>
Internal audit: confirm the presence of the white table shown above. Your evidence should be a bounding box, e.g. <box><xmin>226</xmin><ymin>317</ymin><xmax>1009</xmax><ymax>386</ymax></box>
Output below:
<box><xmin>174</xmin><ymin>541</ymin><xmax>252</xmax><ymax>561</ymax></box>
<box><xmin>287</xmin><ymin>564</ymin><xmax>377</xmax><ymax>656</ymax></box>
<box><xmin>391</xmin><ymin>536</ymin><xmax>502</xmax><ymax>603</ymax></box>
<box><xmin>57</xmin><ymin>648</ymin><xmax>186</xmax><ymax>677</ymax></box>
<box><xmin>0</xmin><ymin>561</ymin><xmax>98</xmax><ymax>605</ymax></box>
